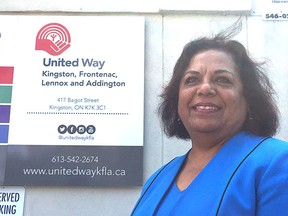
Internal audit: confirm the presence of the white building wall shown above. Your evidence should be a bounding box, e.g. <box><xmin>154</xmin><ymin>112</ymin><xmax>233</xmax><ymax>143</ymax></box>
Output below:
<box><xmin>1</xmin><ymin>0</ymin><xmax>288</xmax><ymax>215</ymax></box>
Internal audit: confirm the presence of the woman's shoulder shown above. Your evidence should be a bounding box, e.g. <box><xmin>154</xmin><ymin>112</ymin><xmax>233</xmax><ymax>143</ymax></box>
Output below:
<box><xmin>146</xmin><ymin>153</ymin><xmax>187</xmax><ymax>179</ymax></box>
<box><xmin>240</xmin><ymin>132</ymin><xmax>288</xmax><ymax>156</ymax></box>
<box><xmin>244</xmin><ymin>135</ymin><xmax>288</xmax><ymax>169</ymax></box>
<box><xmin>267</xmin><ymin>136</ymin><xmax>288</xmax><ymax>146</ymax></box>
<box><xmin>141</xmin><ymin>153</ymin><xmax>187</xmax><ymax>192</ymax></box>
<box><xmin>259</xmin><ymin>136</ymin><xmax>288</xmax><ymax>155</ymax></box>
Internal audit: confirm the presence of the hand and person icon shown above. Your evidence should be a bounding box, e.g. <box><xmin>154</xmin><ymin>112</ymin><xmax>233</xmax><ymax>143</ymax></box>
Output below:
<box><xmin>35</xmin><ymin>23</ymin><xmax>71</xmax><ymax>56</ymax></box>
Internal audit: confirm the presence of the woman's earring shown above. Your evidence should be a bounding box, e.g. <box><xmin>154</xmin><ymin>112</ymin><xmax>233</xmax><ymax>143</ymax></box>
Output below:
<box><xmin>177</xmin><ymin>117</ymin><xmax>182</xmax><ymax>125</ymax></box>
<box><xmin>248</xmin><ymin>107</ymin><xmax>253</xmax><ymax>120</ymax></box>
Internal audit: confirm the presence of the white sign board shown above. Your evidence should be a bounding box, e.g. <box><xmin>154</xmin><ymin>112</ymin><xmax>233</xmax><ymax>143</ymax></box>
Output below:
<box><xmin>0</xmin><ymin>187</ymin><xmax>25</xmax><ymax>216</ymax></box>
<box><xmin>262</xmin><ymin>0</ymin><xmax>288</xmax><ymax>20</ymax></box>
<box><xmin>0</xmin><ymin>16</ymin><xmax>144</xmax><ymax>186</ymax></box>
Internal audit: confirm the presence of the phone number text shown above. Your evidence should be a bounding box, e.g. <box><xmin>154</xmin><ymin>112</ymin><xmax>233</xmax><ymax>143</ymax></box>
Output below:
<box><xmin>265</xmin><ymin>13</ymin><xmax>288</xmax><ymax>20</ymax></box>
<box><xmin>51</xmin><ymin>156</ymin><xmax>99</xmax><ymax>163</ymax></box>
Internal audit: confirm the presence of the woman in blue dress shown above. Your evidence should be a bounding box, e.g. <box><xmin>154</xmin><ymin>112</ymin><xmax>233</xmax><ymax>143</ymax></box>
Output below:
<box><xmin>131</xmin><ymin>25</ymin><xmax>288</xmax><ymax>216</ymax></box>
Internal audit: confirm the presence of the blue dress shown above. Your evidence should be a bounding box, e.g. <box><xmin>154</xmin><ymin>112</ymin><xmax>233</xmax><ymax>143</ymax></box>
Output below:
<box><xmin>131</xmin><ymin>132</ymin><xmax>288</xmax><ymax>216</ymax></box>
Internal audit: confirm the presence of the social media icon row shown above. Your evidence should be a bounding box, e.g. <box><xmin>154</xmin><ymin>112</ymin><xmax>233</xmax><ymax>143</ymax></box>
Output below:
<box><xmin>58</xmin><ymin>124</ymin><xmax>96</xmax><ymax>134</ymax></box>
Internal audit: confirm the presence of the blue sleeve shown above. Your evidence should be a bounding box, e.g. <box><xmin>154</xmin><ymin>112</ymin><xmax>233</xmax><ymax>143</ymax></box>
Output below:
<box><xmin>131</xmin><ymin>156</ymin><xmax>180</xmax><ymax>216</ymax></box>
<box><xmin>131</xmin><ymin>165</ymin><xmax>169</xmax><ymax>216</ymax></box>
<box><xmin>138</xmin><ymin>156</ymin><xmax>179</xmax><ymax>196</ymax></box>
<box><xmin>139</xmin><ymin>167</ymin><xmax>163</xmax><ymax>195</ymax></box>
<box><xmin>257</xmin><ymin>149</ymin><xmax>288</xmax><ymax>215</ymax></box>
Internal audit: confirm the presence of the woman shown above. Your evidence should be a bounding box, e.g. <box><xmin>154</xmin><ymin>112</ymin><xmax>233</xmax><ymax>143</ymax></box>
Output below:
<box><xmin>131</xmin><ymin>31</ymin><xmax>288</xmax><ymax>215</ymax></box>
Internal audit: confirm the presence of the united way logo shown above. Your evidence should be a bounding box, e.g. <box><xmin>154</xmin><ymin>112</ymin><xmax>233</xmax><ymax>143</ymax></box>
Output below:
<box><xmin>35</xmin><ymin>23</ymin><xmax>71</xmax><ymax>56</ymax></box>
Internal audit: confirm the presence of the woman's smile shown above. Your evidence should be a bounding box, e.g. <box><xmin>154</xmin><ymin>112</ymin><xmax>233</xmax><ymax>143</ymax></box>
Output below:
<box><xmin>191</xmin><ymin>102</ymin><xmax>221</xmax><ymax>112</ymax></box>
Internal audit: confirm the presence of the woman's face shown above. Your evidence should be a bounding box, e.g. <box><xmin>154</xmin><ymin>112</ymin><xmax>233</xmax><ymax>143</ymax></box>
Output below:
<box><xmin>178</xmin><ymin>49</ymin><xmax>248</xmax><ymax>137</ymax></box>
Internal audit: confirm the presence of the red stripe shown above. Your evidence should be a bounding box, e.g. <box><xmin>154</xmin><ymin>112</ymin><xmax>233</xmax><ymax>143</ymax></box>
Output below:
<box><xmin>0</xmin><ymin>66</ymin><xmax>14</xmax><ymax>84</ymax></box>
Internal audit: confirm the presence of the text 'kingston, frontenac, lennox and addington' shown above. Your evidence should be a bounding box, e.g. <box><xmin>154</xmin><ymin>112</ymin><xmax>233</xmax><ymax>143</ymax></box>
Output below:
<box><xmin>40</xmin><ymin>58</ymin><xmax>126</xmax><ymax>88</ymax></box>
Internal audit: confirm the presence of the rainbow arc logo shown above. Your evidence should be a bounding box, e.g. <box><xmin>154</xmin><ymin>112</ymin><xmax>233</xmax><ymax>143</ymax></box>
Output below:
<box><xmin>35</xmin><ymin>23</ymin><xmax>71</xmax><ymax>56</ymax></box>
<box><xmin>0</xmin><ymin>66</ymin><xmax>14</xmax><ymax>143</ymax></box>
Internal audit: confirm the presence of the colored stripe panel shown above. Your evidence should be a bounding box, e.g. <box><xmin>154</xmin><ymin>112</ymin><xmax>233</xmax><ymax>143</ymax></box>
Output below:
<box><xmin>0</xmin><ymin>67</ymin><xmax>14</xmax><ymax>84</ymax></box>
<box><xmin>0</xmin><ymin>125</ymin><xmax>9</xmax><ymax>143</ymax></box>
<box><xmin>0</xmin><ymin>86</ymin><xmax>13</xmax><ymax>103</ymax></box>
<box><xmin>0</xmin><ymin>105</ymin><xmax>11</xmax><ymax>123</ymax></box>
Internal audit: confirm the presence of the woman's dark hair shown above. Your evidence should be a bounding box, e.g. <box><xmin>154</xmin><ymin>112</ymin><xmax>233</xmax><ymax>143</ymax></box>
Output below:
<box><xmin>158</xmin><ymin>22</ymin><xmax>279</xmax><ymax>139</ymax></box>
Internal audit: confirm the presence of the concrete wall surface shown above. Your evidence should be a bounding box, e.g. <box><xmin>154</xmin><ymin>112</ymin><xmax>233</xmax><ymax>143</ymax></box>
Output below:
<box><xmin>1</xmin><ymin>0</ymin><xmax>288</xmax><ymax>215</ymax></box>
